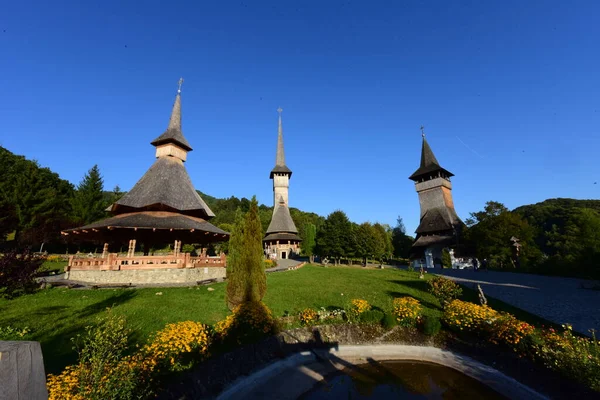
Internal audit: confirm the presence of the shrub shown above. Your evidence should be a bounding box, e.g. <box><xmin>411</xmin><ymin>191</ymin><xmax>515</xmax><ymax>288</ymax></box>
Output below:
<box><xmin>348</xmin><ymin>299</ymin><xmax>371</xmax><ymax>321</ymax></box>
<box><xmin>0</xmin><ymin>325</ymin><xmax>32</xmax><ymax>340</ymax></box>
<box><xmin>264</xmin><ymin>259</ymin><xmax>278</xmax><ymax>269</ymax></box>
<box><xmin>421</xmin><ymin>316</ymin><xmax>442</xmax><ymax>336</ymax></box>
<box><xmin>443</xmin><ymin>300</ymin><xmax>498</xmax><ymax>333</ymax></box>
<box><xmin>531</xmin><ymin>325</ymin><xmax>600</xmax><ymax>392</ymax></box>
<box><xmin>382</xmin><ymin>313</ymin><xmax>398</xmax><ymax>330</ymax></box>
<box><xmin>215</xmin><ymin>301</ymin><xmax>278</xmax><ymax>346</ymax></box>
<box><xmin>47</xmin><ymin>310</ymin><xmax>152</xmax><ymax>400</ymax></box>
<box><xmin>407</xmin><ymin>264</ymin><xmax>415</xmax><ymax>273</ymax></box>
<box><xmin>0</xmin><ymin>250</ymin><xmax>44</xmax><ymax>299</ymax></box>
<box><xmin>144</xmin><ymin>321</ymin><xmax>210</xmax><ymax>371</ymax></box>
<box><xmin>299</xmin><ymin>308</ymin><xmax>318</xmax><ymax>325</ymax></box>
<box><xmin>359</xmin><ymin>309</ymin><xmax>385</xmax><ymax>325</ymax></box>
<box><xmin>392</xmin><ymin>297</ymin><xmax>422</xmax><ymax>327</ymax></box>
<box><xmin>489</xmin><ymin>313</ymin><xmax>534</xmax><ymax>347</ymax></box>
<box><xmin>427</xmin><ymin>276</ymin><xmax>463</xmax><ymax>308</ymax></box>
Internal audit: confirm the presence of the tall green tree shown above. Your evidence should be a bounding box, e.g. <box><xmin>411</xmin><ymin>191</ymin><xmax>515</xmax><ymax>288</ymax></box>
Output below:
<box><xmin>0</xmin><ymin>148</ymin><xmax>74</xmax><ymax>244</ymax></box>
<box><xmin>316</xmin><ymin>210</ymin><xmax>352</xmax><ymax>265</ymax></box>
<box><xmin>301</xmin><ymin>223</ymin><xmax>317</xmax><ymax>263</ymax></box>
<box><xmin>391</xmin><ymin>216</ymin><xmax>413</xmax><ymax>259</ymax></box>
<box><xmin>372</xmin><ymin>223</ymin><xmax>393</xmax><ymax>262</ymax></box>
<box><xmin>226</xmin><ymin>208</ymin><xmax>245</xmax><ymax>309</ymax></box>
<box><xmin>353</xmin><ymin>222</ymin><xmax>377</xmax><ymax>266</ymax></box>
<box><xmin>226</xmin><ymin>198</ymin><xmax>267</xmax><ymax>309</ymax></box>
<box><xmin>465</xmin><ymin>201</ymin><xmax>541</xmax><ymax>269</ymax></box>
<box><xmin>242</xmin><ymin>196</ymin><xmax>267</xmax><ymax>302</ymax></box>
<box><xmin>71</xmin><ymin>165</ymin><xmax>106</xmax><ymax>225</ymax></box>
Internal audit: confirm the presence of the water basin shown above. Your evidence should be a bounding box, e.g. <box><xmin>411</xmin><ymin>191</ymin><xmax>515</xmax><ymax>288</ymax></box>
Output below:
<box><xmin>301</xmin><ymin>360</ymin><xmax>507</xmax><ymax>399</ymax></box>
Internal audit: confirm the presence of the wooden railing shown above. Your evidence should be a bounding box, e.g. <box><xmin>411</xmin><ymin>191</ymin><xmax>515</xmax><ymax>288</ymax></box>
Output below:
<box><xmin>67</xmin><ymin>252</ymin><xmax>226</xmax><ymax>271</ymax></box>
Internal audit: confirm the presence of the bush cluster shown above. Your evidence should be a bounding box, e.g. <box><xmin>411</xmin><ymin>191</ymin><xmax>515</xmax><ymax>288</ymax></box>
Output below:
<box><xmin>0</xmin><ymin>325</ymin><xmax>32</xmax><ymax>340</ymax></box>
<box><xmin>47</xmin><ymin>312</ymin><xmax>211</xmax><ymax>400</ymax></box>
<box><xmin>427</xmin><ymin>276</ymin><xmax>463</xmax><ymax>308</ymax></box>
<box><xmin>443</xmin><ymin>300</ymin><xmax>600</xmax><ymax>392</ymax></box>
<box><xmin>215</xmin><ymin>301</ymin><xmax>278</xmax><ymax>346</ymax></box>
<box><xmin>299</xmin><ymin>308</ymin><xmax>318</xmax><ymax>326</ymax></box>
<box><xmin>0</xmin><ymin>250</ymin><xmax>44</xmax><ymax>299</ymax></box>
<box><xmin>347</xmin><ymin>299</ymin><xmax>371</xmax><ymax>321</ymax></box>
<box><xmin>392</xmin><ymin>297</ymin><xmax>422</xmax><ymax>327</ymax></box>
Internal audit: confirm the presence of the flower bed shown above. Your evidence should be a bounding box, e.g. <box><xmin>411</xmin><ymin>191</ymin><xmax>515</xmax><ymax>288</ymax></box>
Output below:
<box><xmin>392</xmin><ymin>297</ymin><xmax>422</xmax><ymax>327</ymax></box>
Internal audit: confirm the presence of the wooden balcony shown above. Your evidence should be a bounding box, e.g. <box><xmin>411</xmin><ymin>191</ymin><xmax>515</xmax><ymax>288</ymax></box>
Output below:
<box><xmin>67</xmin><ymin>252</ymin><xmax>226</xmax><ymax>272</ymax></box>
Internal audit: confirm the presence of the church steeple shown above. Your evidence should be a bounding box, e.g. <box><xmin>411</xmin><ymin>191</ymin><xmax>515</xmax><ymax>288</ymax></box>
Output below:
<box><xmin>151</xmin><ymin>78</ymin><xmax>192</xmax><ymax>161</ymax></box>
<box><xmin>270</xmin><ymin>107</ymin><xmax>292</xmax><ymax>179</ymax></box>
<box><xmin>409</xmin><ymin>128</ymin><xmax>453</xmax><ymax>182</ymax></box>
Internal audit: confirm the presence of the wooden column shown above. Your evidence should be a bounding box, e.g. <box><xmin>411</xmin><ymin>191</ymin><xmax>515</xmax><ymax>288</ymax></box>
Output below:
<box><xmin>101</xmin><ymin>243</ymin><xmax>109</xmax><ymax>259</ymax></box>
<box><xmin>128</xmin><ymin>240</ymin><xmax>136</xmax><ymax>258</ymax></box>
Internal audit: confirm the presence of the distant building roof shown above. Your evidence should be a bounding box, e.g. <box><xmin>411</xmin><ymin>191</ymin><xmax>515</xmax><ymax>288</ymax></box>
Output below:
<box><xmin>266</xmin><ymin>197</ymin><xmax>298</xmax><ymax>235</ymax></box>
<box><xmin>409</xmin><ymin>136</ymin><xmax>454</xmax><ymax>181</ymax></box>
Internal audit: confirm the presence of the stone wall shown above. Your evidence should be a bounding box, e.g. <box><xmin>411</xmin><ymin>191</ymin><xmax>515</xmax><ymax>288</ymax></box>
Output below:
<box><xmin>65</xmin><ymin>266</ymin><xmax>226</xmax><ymax>284</ymax></box>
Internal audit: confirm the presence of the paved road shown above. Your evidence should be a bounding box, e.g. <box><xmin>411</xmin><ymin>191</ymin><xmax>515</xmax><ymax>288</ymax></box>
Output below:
<box><xmin>434</xmin><ymin>269</ymin><xmax>600</xmax><ymax>335</ymax></box>
<box><xmin>265</xmin><ymin>258</ymin><xmax>304</xmax><ymax>273</ymax></box>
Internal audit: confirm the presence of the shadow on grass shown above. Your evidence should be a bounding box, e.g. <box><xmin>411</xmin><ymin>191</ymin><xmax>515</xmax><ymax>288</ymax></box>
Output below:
<box><xmin>76</xmin><ymin>290</ymin><xmax>137</xmax><ymax>318</ymax></box>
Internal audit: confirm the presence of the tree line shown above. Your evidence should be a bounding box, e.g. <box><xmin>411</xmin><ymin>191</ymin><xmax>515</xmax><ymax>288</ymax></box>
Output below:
<box><xmin>462</xmin><ymin>199</ymin><xmax>600</xmax><ymax>279</ymax></box>
<box><xmin>0</xmin><ymin>146</ymin><xmax>122</xmax><ymax>249</ymax></box>
<box><xmin>2</xmin><ymin>146</ymin><xmax>598</xmax><ymax>279</ymax></box>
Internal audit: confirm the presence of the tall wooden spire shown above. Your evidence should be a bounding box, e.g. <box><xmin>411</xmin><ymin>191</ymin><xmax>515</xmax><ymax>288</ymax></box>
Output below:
<box><xmin>270</xmin><ymin>107</ymin><xmax>292</xmax><ymax>179</ymax></box>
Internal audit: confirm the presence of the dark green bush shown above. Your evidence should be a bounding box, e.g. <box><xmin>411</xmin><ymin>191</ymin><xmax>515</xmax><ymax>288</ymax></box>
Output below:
<box><xmin>421</xmin><ymin>316</ymin><xmax>442</xmax><ymax>336</ymax></box>
<box><xmin>359</xmin><ymin>309</ymin><xmax>384</xmax><ymax>324</ymax></box>
<box><xmin>382</xmin><ymin>313</ymin><xmax>398</xmax><ymax>330</ymax></box>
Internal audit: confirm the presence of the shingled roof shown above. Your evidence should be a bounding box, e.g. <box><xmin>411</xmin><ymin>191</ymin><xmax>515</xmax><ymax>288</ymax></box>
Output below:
<box><xmin>66</xmin><ymin>211</ymin><xmax>226</xmax><ymax>234</ymax></box>
<box><xmin>409</xmin><ymin>136</ymin><xmax>454</xmax><ymax>181</ymax></box>
<box><xmin>150</xmin><ymin>93</ymin><xmax>193</xmax><ymax>151</ymax></box>
<box><xmin>266</xmin><ymin>197</ymin><xmax>299</xmax><ymax>235</ymax></box>
<box><xmin>110</xmin><ymin>156</ymin><xmax>215</xmax><ymax>219</ymax></box>
<box><xmin>415</xmin><ymin>207</ymin><xmax>459</xmax><ymax>234</ymax></box>
<box><xmin>270</xmin><ymin>109</ymin><xmax>293</xmax><ymax>179</ymax></box>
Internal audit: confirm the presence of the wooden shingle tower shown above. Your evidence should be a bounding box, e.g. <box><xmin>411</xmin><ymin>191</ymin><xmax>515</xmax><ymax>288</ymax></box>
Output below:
<box><xmin>408</xmin><ymin>129</ymin><xmax>462</xmax><ymax>268</ymax></box>
<box><xmin>263</xmin><ymin>108</ymin><xmax>301</xmax><ymax>260</ymax></box>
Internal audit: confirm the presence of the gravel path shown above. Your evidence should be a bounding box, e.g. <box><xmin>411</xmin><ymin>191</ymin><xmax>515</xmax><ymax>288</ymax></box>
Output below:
<box><xmin>434</xmin><ymin>269</ymin><xmax>600</xmax><ymax>335</ymax></box>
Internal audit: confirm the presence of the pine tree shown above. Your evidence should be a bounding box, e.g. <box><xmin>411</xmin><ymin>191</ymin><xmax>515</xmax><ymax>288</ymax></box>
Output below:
<box><xmin>71</xmin><ymin>165</ymin><xmax>106</xmax><ymax>225</ymax></box>
<box><xmin>301</xmin><ymin>223</ymin><xmax>316</xmax><ymax>263</ymax></box>
<box><xmin>241</xmin><ymin>196</ymin><xmax>266</xmax><ymax>302</ymax></box>
<box><xmin>225</xmin><ymin>208</ymin><xmax>245</xmax><ymax>310</ymax></box>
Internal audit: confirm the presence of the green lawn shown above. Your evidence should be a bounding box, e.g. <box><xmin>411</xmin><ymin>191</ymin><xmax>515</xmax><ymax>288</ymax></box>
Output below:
<box><xmin>0</xmin><ymin>265</ymin><xmax>550</xmax><ymax>374</ymax></box>
<box><xmin>39</xmin><ymin>260</ymin><xmax>68</xmax><ymax>275</ymax></box>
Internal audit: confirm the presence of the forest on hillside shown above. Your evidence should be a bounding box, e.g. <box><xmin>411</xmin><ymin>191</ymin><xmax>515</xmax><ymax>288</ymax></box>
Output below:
<box><xmin>1</xmin><ymin>146</ymin><xmax>598</xmax><ymax>278</ymax></box>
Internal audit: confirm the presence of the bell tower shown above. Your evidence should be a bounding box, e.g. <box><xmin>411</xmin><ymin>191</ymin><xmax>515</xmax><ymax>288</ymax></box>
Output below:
<box><xmin>409</xmin><ymin>128</ymin><xmax>462</xmax><ymax>268</ymax></box>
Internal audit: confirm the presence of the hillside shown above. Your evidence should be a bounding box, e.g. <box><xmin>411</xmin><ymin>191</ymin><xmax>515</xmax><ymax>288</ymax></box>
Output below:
<box><xmin>513</xmin><ymin>198</ymin><xmax>600</xmax><ymax>255</ymax></box>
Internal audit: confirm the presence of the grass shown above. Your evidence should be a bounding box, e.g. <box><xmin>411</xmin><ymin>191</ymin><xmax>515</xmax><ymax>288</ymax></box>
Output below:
<box><xmin>39</xmin><ymin>260</ymin><xmax>68</xmax><ymax>275</ymax></box>
<box><xmin>0</xmin><ymin>264</ymin><xmax>553</xmax><ymax>374</ymax></box>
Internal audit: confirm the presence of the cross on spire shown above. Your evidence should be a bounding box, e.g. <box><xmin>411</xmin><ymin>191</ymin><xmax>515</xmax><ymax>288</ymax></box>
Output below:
<box><xmin>420</xmin><ymin>125</ymin><xmax>426</xmax><ymax>138</ymax></box>
<box><xmin>277</xmin><ymin>107</ymin><xmax>283</xmax><ymax>115</ymax></box>
<box><xmin>177</xmin><ymin>77</ymin><xmax>184</xmax><ymax>94</ymax></box>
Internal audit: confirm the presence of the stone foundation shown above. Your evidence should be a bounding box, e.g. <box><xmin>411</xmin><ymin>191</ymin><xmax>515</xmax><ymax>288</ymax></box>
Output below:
<box><xmin>65</xmin><ymin>267</ymin><xmax>226</xmax><ymax>285</ymax></box>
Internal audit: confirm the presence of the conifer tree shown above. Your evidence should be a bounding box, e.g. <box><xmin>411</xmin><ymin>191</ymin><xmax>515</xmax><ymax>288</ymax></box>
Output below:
<box><xmin>226</xmin><ymin>208</ymin><xmax>245</xmax><ymax>310</ymax></box>
<box><xmin>301</xmin><ymin>223</ymin><xmax>316</xmax><ymax>263</ymax></box>
<box><xmin>241</xmin><ymin>196</ymin><xmax>266</xmax><ymax>302</ymax></box>
<box><xmin>71</xmin><ymin>165</ymin><xmax>106</xmax><ymax>225</ymax></box>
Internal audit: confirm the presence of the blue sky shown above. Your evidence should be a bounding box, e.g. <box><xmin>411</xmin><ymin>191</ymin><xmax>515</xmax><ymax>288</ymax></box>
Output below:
<box><xmin>1</xmin><ymin>0</ymin><xmax>599</xmax><ymax>233</ymax></box>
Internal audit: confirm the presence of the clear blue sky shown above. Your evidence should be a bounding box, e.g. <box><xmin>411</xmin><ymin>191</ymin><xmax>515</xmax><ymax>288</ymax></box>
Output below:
<box><xmin>1</xmin><ymin>1</ymin><xmax>599</xmax><ymax>234</ymax></box>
